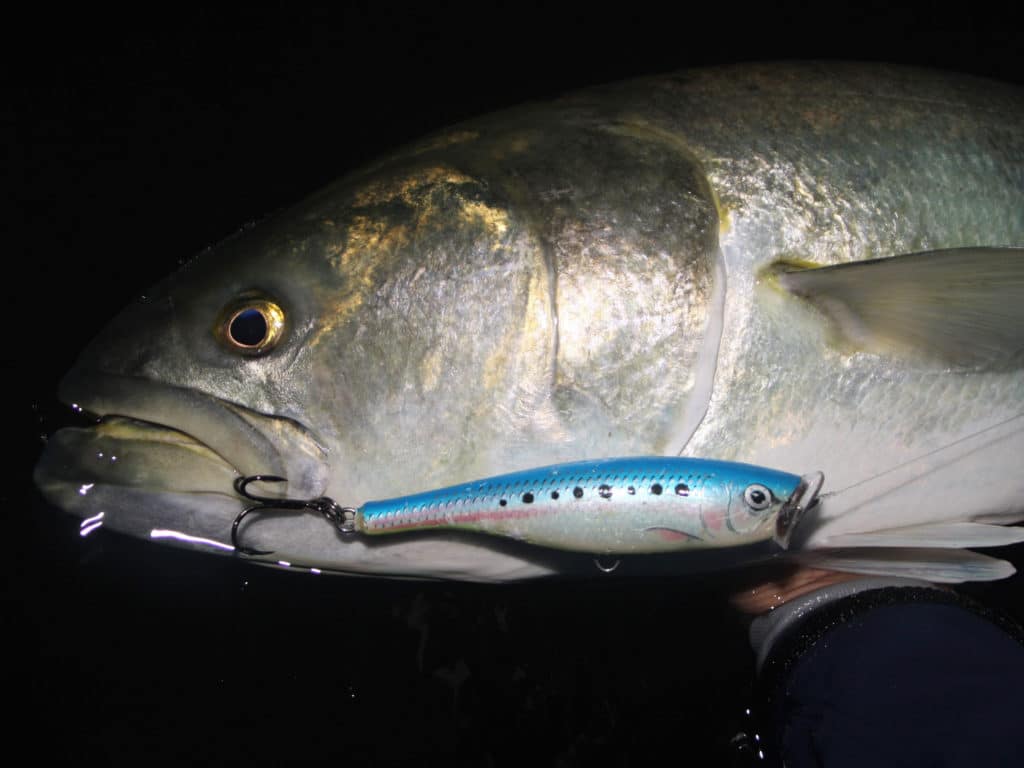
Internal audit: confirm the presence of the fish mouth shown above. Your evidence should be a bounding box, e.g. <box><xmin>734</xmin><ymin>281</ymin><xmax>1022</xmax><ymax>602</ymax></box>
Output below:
<box><xmin>33</xmin><ymin>370</ymin><xmax>566</xmax><ymax>580</ymax></box>
<box><xmin>35</xmin><ymin>369</ymin><xmax>329</xmax><ymax>549</ymax></box>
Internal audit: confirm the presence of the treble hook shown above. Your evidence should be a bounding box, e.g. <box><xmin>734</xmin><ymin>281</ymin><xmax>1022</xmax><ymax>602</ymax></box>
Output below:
<box><xmin>231</xmin><ymin>475</ymin><xmax>355</xmax><ymax>556</ymax></box>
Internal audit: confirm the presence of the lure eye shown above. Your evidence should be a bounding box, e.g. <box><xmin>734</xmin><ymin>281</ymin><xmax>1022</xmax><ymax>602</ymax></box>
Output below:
<box><xmin>743</xmin><ymin>483</ymin><xmax>773</xmax><ymax>512</ymax></box>
<box><xmin>217</xmin><ymin>295</ymin><xmax>286</xmax><ymax>355</ymax></box>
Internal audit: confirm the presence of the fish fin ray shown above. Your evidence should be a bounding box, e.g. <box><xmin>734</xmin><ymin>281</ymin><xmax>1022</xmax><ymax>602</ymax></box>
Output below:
<box><xmin>974</xmin><ymin>511</ymin><xmax>1024</xmax><ymax>525</ymax></box>
<box><xmin>792</xmin><ymin>547</ymin><xmax>1016</xmax><ymax>583</ymax></box>
<box><xmin>818</xmin><ymin>522</ymin><xmax>1024</xmax><ymax>549</ymax></box>
<box><xmin>778</xmin><ymin>246</ymin><xmax>1024</xmax><ymax>368</ymax></box>
<box><xmin>794</xmin><ymin>412</ymin><xmax>1024</xmax><ymax>546</ymax></box>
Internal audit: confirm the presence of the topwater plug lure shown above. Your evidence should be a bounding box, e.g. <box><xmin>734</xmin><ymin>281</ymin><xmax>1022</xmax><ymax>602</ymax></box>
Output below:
<box><xmin>230</xmin><ymin>457</ymin><xmax>824</xmax><ymax>557</ymax></box>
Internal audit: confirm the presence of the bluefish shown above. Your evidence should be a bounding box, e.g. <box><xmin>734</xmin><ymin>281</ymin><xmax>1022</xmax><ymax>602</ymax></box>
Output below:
<box><xmin>35</xmin><ymin>62</ymin><xmax>1024</xmax><ymax>581</ymax></box>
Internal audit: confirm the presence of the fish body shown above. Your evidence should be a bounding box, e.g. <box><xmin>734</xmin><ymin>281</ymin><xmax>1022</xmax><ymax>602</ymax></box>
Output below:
<box><xmin>34</xmin><ymin>62</ymin><xmax>1024</xmax><ymax>581</ymax></box>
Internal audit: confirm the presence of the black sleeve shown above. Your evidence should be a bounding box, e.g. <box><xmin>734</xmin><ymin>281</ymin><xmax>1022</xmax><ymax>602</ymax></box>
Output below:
<box><xmin>750</xmin><ymin>582</ymin><xmax>1024</xmax><ymax>767</ymax></box>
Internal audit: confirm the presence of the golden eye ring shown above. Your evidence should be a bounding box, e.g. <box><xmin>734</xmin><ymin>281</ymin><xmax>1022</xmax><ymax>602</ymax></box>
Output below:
<box><xmin>216</xmin><ymin>296</ymin><xmax>286</xmax><ymax>355</ymax></box>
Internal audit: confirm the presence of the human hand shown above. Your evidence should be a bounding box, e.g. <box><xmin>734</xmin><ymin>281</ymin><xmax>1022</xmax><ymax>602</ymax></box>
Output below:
<box><xmin>730</xmin><ymin>566</ymin><xmax>868</xmax><ymax>615</ymax></box>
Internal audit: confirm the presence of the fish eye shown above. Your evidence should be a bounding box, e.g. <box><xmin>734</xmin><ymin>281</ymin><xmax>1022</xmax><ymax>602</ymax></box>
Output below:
<box><xmin>216</xmin><ymin>295</ymin><xmax>286</xmax><ymax>355</ymax></box>
<box><xmin>743</xmin><ymin>483</ymin><xmax>772</xmax><ymax>512</ymax></box>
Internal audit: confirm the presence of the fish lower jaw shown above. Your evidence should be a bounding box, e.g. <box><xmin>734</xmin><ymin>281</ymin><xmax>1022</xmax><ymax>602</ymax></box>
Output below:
<box><xmin>35</xmin><ymin>413</ymin><xmax>270</xmax><ymax>554</ymax></box>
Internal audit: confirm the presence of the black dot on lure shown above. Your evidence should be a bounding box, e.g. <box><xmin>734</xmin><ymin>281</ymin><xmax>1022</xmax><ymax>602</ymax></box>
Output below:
<box><xmin>598</xmin><ymin>484</ymin><xmax>612</xmax><ymax>499</ymax></box>
<box><xmin>651</xmin><ymin>483</ymin><xmax>663</xmax><ymax>495</ymax></box>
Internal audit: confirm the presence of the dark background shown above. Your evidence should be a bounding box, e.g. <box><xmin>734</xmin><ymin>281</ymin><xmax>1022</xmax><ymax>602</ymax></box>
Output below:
<box><xmin>9</xmin><ymin>4</ymin><xmax>1023</xmax><ymax>765</ymax></box>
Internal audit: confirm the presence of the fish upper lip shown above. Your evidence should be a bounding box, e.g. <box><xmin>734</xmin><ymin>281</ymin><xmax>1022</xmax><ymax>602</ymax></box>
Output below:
<box><xmin>57</xmin><ymin>368</ymin><xmax>289</xmax><ymax>480</ymax></box>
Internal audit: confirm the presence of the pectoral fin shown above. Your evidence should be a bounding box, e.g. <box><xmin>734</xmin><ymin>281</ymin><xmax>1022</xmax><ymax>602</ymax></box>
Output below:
<box><xmin>819</xmin><ymin>522</ymin><xmax>1024</xmax><ymax>549</ymax></box>
<box><xmin>777</xmin><ymin>247</ymin><xmax>1024</xmax><ymax>368</ymax></box>
<box><xmin>793</xmin><ymin>547</ymin><xmax>1016</xmax><ymax>583</ymax></box>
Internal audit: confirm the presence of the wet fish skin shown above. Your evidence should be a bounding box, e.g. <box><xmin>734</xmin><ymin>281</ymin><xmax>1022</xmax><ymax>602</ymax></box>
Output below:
<box><xmin>34</xmin><ymin>62</ymin><xmax>1024</xmax><ymax>580</ymax></box>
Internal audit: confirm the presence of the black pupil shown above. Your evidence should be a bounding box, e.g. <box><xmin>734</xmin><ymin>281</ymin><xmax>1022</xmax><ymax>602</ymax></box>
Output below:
<box><xmin>230</xmin><ymin>308</ymin><xmax>268</xmax><ymax>346</ymax></box>
<box><xmin>750</xmin><ymin>489</ymin><xmax>766</xmax><ymax>505</ymax></box>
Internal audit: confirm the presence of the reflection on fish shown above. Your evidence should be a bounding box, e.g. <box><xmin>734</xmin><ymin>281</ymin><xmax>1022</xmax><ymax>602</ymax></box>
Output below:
<box><xmin>34</xmin><ymin>62</ymin><xmax>1024</xmax><ymax>581</ymax></box>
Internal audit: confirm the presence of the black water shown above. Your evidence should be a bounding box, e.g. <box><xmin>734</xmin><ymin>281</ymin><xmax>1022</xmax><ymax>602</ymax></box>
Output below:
<box><xmin>11</xmin><ymin>6</ymin><xmax>1024</xmax><ymax>765</ymax></box>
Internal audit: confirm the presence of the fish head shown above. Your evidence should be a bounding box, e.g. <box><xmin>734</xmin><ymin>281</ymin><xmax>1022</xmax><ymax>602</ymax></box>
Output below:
<box><xmin>34</xmin><ymin>209</ymin><xmax>334</xmax><ymax>554</ymax></box>
<box><xmin>33</xmin><ymin>158</ymin><xmax>565</xmax><ymax>577</ymax></box>
<box><xmin>35</xmin><ymin>107</ymin><xmax>724</xmax><ymax>580</ymax></box>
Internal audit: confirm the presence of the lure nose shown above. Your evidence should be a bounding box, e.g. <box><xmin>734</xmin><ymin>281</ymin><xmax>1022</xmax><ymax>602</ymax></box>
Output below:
<box><xmin>774</xmin><ymin>472</ymin><xmax>824</xmax><ymax>549</ymax></box>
